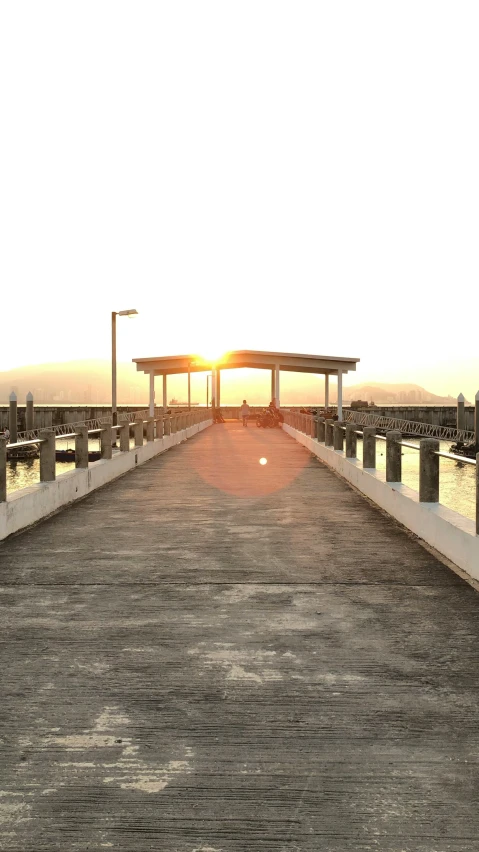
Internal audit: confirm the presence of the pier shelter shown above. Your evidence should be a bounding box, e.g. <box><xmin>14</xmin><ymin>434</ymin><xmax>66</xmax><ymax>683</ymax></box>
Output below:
<box><xmin>133</xmin><ymin>349</ymin><xmax>360</xmax><ymax>417</ymax></box>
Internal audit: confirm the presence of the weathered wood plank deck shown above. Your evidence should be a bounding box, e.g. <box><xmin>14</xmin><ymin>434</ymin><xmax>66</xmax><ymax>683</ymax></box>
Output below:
<box><xmin>1</xmin><ymin>422</ymin><xmax>479</xmax><ymax>851</ymax></box>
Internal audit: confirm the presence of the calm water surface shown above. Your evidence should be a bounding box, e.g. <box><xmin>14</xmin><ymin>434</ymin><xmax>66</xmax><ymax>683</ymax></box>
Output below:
<box><xmin>6</xmin><ymin>437</ymin><xmax>134</xmax><ymax>495</ymax></box>
<box><xmin>355</xmin><ymin>437</ymin><xmax>475</xmax><ymax>522</ymax></box>
<box><xmin>6</xmin><ymin>434</ymin><xmax>476</xmax><ymax>523</ymax></box>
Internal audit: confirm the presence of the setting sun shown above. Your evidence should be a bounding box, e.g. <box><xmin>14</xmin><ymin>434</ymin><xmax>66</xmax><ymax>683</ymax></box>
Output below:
<box><xmin>197</xmin><ymin>350</ymin><xmax>228</xmax><ymax>366</ymax></box>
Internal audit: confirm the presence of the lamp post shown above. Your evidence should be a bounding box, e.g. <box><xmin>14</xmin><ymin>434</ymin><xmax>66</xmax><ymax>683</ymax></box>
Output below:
<box><xmin>112</xmin><ymin>309</ymin><xmax>138</xmax><ymax>426</ymax></box>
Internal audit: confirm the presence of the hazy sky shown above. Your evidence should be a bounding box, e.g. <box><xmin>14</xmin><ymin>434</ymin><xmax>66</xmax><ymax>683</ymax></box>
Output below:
<box><xmin>1</xmin><ymin>2</ymin><xmax>478</xmax><ymax>399</ymax></box>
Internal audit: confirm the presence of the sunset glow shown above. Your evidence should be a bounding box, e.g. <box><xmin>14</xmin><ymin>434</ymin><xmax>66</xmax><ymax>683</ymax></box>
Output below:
<box><xmin>197</xmin><ymin>350</ymin><xmax>228</xmax><ymax>366</ymax></box>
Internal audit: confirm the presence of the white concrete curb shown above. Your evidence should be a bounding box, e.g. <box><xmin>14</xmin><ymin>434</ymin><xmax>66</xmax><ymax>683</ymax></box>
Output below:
<box><xmin>283</xmin><ymin>423</ymin><xmax>479</xmax><ymax>583</ymax></box>
<box><xmin>0</xmin><ymin>420</ymin><xmax>213</xmax><ymax>542</ymax></box>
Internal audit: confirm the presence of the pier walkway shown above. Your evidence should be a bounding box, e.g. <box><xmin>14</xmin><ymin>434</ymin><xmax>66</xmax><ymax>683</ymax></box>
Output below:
<box><xmin>1</xmin><ymin>423</ymin><xmax>479</xmax><ymax>851</ymax></box>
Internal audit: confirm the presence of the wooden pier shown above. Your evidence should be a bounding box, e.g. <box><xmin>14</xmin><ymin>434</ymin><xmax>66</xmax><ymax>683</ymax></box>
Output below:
<box><xmin>1</xmin><ymin>423</ymin><xmax>479</xmax><ymax>850</ymax></box>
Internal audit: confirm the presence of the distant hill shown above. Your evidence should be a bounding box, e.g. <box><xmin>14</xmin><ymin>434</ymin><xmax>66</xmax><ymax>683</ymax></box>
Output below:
<box><xmin>0</xmin><ymin>361</ymin><xmax>470</xmax><ymax>406</ymax></box>
<box><xmin>0</xmin><ymin>360</ymin><xmax>148</xmax><ymax>405</ymax></box>
<box><xmin>343</xmin><ymin>382</ymin><xmax>469</xmax><ymax>406</ymax></box>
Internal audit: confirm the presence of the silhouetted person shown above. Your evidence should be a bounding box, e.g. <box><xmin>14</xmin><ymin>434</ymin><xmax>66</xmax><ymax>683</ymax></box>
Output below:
<box><xmin>239</xmin><ymin>399</ymin><xmax>250</xmax><ymax>427</ymax></box>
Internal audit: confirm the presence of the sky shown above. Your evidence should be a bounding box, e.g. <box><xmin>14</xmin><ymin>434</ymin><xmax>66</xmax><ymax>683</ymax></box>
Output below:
<box><xmin>1</xmin><ymin>2</ymin><xmax>478</xmax><ymax>401</ymax></box>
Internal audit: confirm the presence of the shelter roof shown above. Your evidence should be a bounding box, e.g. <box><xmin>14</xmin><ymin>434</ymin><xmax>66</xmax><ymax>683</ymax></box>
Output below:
<box><xmin>133</xmin><ymin>349</ymin><xmax>359</xmax><ymax>376</ymax></box>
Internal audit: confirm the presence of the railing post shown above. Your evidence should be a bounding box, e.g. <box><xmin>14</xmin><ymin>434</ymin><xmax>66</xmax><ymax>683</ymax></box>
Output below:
<box><xmin>26</xmin><ymin>391</ymin><xmax>34</xmax><ymax>431</ymax></box>
<box><xmin>317</xmin><ymin>418</ymin><xmax>325</xmax><ymax>442</ymax></box>
<box><xmin>333</xmin><ymin>421</ymin><xmax>344</xmax><ymax>451</ymax></box>
<box><xmin>146</xmin><ymin>418</ymin><xmax>154</xmax><ymax>442</ymax></box>
<box><xmin>363</xmin><ymin>426</ymin><xmax>376</xmax><ymax>469</ymax></box>
<box><xmin>0</xmin><ymin>436</ymin><xmax>6</xmax><ymax>502</ymax></box>
<box><xmin>134</xmin><ymin>421</ymin><xmax>143</xmax><ymax>447</ymax></box>
<box><xmin>386</xmin><ymin>430</ymin><xmax>402</xmax><ymax>482</ymax></box>
<box><xmin>39</xmin><ymin>430</ymin><xmax>56</xmax><ymax>482</ymax></box>
<box><xmin>119</xmin><ymin>423</ymin><xmax>130</xmax><ymax>452</ymax></box>
<box><xmin>164</xmin><ymin>416</ymin><xmax>171</xmax><ymax>436</ymax></box>
<box><xmin>75</xmin><ymin>426</ymin><xmax>89</xmax><ymax>468</ymax></box>
<box><xmin>101</xmin><ymin>425</ymin><xmax>113</xmax><ymax>460</ymax></box>
<box><xmin>9</xmin><ymin>392</ymin><xmax>18</xmax><ymax>444</ymax></box>
<box><xmin>325</xmin><ymin>420</ymin><xmax>334</xmax><ymax>447</ymax></box>
<box><xmin>457</xmin><ymin>393</ymin><xmax>465</xmax><ymax>431</ymax></box>
<box><xmin>155</xmin><ymin>416</ymin><xmax>164</xmax><ymax>439</ymax></box>
<box><xmin>345</xmin><ymin>423</ymin><xmax>357</xmax><ymax>458</ymax></box>
<box><xmin>419</xmin><ymin>438</ymin><xmax>440</xmax><ymax>502</ymax></box>
<box><xmin>476</xmin><ymin>452</ymin><xmax>479</xmax><ymax>537</ymax></box>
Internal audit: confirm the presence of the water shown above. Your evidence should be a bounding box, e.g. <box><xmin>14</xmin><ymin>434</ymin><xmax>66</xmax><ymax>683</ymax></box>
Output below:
<box><xmin>6</xmin><ymin>436</ymin><xmax>134</xmax><ymax>495</ymax></box>
<box><xmin>5</xmin><ymin>434</ymin><xmax>476</xmax><ymax>524</ymax></box>
<box><xmin>355</xmin><ymin>437</ymin><xmax>475</xmax><ymax>522</ymax></box>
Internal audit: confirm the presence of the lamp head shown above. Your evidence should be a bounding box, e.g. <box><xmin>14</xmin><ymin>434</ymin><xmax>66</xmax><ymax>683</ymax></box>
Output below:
<box><xmin>118</xmin><ymin>309</ymin><xmax>138</xmax><ymax>317</ymax></box>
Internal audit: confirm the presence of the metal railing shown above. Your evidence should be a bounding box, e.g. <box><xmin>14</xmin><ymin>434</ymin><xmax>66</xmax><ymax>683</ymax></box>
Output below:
<box><xmin>283</xmin><ymin>411</ymin><xmax>479</xmax><ymax>535</ymax></box>
<box><xmin>0</xmin><ymin>409</ymin><xmax>209</xmax><ymax>503</ymax></box>
<box><xmin>344</xmin><ymin>409</ymin><xmax>475</xmax><ymax>443</ymax></box>
<box><xmin>14</xmin><ymin>407</ymin><xmax>168</xmax><ymax>444</ymax></box>
<box><xmin>16</xmin><ymin>415</ymin><xmax>113</xmax><ymax>443</ymax></box>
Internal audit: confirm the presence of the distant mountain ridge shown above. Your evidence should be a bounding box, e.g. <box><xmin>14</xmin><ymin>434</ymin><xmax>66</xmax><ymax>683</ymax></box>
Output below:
<box><xmin>0</xmin><ymin>360</ymin><xmax>146</xmax><ymax>405</ymax></box>
<box><xmin>0</xmin><ymin>361</ymin><xmax>469</xmax><ymax>406</ymax></box>
<box><xmin>343</xmin><ymin>382</ymin><xmax>470</xmax><ymax>406</ymax></box>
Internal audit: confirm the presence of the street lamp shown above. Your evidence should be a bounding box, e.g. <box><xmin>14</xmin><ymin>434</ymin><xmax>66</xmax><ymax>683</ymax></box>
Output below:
<box><xmin>112</xmin><ymin>309</ymin><xmax>138</xmax><ymax>426</ymax></box>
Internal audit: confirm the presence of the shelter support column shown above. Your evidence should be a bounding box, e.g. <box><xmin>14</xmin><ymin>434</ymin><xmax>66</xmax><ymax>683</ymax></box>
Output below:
<box><xmin>274</xmin><ymin>365</ymin><xmax>280</xmax><ymax>406</ymax></box>
<box><xmin>162</xmin><ymin>375</ymin><xmax>167</xmax><ymax>410</ymax></box>
<box><xmin>216</xmin><ymin>370</ymin><xmax>221</xmax><ymax>407</ymax></box>
<box><xmin>211</xmin><ymin>369</ymin><xmax>217</xmax><ymax>409</ymax></box>
<box><xmin>324</xmin><ymin>374</ymin><xmax>329</xmax><ymax>409</ymax></box>
<box><xmin>271</xmin><ymin>370</ymin><xmax>275</xmax><ymax>403</ymax></box>
<box><xmin>337</xmin><ymin>370</ymin><xmax>343</xmax><ymax>420</ymax></box>
<box><xmin>149</xmin><ymin>372</ymin><xmax>155</xmax><ymax>417</ymax></box>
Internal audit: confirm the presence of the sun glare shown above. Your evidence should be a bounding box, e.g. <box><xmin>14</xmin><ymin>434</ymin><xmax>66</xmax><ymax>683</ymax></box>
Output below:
<box><xmin>197</xmin><ymin>349</ymin><xmax>227</xmax><ymax>365</ymax></box>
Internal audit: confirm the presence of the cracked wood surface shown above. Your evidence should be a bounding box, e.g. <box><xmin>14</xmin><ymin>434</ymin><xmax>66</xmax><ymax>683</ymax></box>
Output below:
<box><xmin>1</xmin><ymin>422</ymin><xmax>479</xmax><ymax>851</ymax></box>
